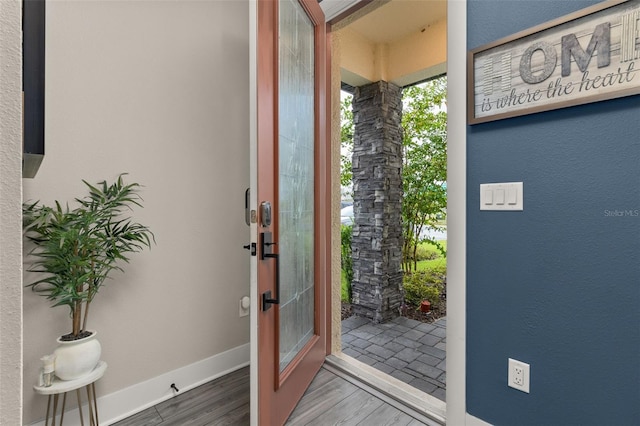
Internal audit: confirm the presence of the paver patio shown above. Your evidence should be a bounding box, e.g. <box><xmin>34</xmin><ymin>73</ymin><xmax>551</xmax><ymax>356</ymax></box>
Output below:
<box><xmin>341</xmin><ymin>315</ymin><xmax>446</xmax><ymax>401</ymax></box>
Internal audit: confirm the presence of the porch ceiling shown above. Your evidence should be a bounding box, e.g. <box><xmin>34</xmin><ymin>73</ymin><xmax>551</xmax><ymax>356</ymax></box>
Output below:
<box><xmin>327</xmin><ymin>0</ymin><xmax>447</xmax><ymax>89</ymax></box>
<box><xmin>346</xmin><ymin>0</ymin><xmax>446</xmax><ymax>45</ymax></box>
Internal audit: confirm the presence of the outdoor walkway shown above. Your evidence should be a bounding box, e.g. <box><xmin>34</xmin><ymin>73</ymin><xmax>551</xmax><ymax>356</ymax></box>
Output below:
<box><xmin>341</xmin><ymin>316</ymin><xmax>446</xmax><ymax>401</ymax></box>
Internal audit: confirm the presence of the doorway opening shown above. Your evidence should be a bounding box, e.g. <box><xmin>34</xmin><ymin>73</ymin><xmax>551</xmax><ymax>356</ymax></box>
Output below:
<box><xmin>326</xmin><ymin>0</ymin><xmax>448</xmax><ymax>421</ymax></box>
<box><xmin>339</xmin><ymin>75</ymin><xmax>447</xmax><ymax>396</ymax></box>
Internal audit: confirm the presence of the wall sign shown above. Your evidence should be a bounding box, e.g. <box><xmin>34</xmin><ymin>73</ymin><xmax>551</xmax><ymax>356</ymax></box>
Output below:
<box><xmin>468</xmin><ymin>0</ymin><xmax>640</xmax><ymax>124</ymax></box>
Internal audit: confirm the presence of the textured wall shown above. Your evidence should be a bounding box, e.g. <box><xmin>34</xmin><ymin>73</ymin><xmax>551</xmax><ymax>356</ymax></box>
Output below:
<box><xmin>21</xmin><ymin>1</ymin><xmax>250</xmax><ymax>423</ymax></box>
<box><xmin>0</xmin><ymin>1</ymin><xmax>23</xmax><ymax>424</ymax></box>
<box><xmin>351</xmin><ymin>81</ymin><xmax>404</xmax><ymax>323</ymax></box>
<box><xmin>467</xmin><ymin>1</ymin><xmax>640</xmax><ymax>424</ymax></box>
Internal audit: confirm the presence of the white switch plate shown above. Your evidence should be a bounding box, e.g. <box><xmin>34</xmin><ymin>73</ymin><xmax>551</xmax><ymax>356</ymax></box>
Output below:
<box><xmin>480</xmin><ymin>182</ymin><xmax>523</xmax><ymax>211</ymax></box>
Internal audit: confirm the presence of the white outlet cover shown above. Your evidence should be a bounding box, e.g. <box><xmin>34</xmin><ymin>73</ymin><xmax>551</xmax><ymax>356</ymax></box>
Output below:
<box><xmin>508</xmin><ymin>358</ymin><xmax>530</xmax><ymax>393</ymax></box>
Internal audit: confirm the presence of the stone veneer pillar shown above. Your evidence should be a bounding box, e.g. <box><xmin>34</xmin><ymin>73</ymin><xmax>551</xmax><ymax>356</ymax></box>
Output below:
<box><xmin>350</xmin><ymin>81</ymin><xmax>404</xmax><ymax>323</ymax></box>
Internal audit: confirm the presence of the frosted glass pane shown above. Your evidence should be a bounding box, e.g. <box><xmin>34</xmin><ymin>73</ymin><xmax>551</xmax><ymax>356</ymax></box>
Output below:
<box><xmin>278</xmin><ymin>0</ymin><xmax>315</xmax><ymax>372</ymax></box>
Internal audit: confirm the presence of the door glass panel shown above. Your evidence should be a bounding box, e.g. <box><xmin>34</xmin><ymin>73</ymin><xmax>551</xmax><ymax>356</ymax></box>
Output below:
<box><xmin>278</xmin><ymin>0</ymin><xmax>315</xmax><ymax>372</ymax></box>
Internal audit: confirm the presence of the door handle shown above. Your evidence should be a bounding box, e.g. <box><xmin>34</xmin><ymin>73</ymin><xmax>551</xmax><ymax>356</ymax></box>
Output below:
<box><xmin>262</xmin><ymin>252</ymin><xmax>279</xmax><ymax>311</ymax></box>
<box><xmin>261</xmin><ymin>232</ymin><xmax>279</xmax><ymax>311</ymax></box>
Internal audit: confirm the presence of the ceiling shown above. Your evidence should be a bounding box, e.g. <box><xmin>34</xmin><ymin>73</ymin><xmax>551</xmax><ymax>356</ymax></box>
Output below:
<box><xmin>343</xmin><ymin>0</ymin><xmax>447</xmax><ymax>44</ymax></box>
<box><xmin>322</xmin><ymin>0</ymin><xmax>448</xmax><ymax>89</ymax></box>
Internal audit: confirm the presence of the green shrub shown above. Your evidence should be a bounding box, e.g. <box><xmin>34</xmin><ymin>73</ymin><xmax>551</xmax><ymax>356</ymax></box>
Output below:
<box><xmin>407</xmin><ymin>240</ymin><xmax>447</xmax><ymax>262</ymax></box>
<box><xmin>416</xmin><ymin>257</ymin><xmax>447</xmax><ymax>276</ymax></box>
<box><xmin>341</xmin><ymin>270</ymin><xmax>350</xmax><ymax>302</ymax></box>
<box><xmin>403</xmin><ymin>271</ymin><xmax>442</xmax><ymax>306</ymax></box>
<box><xmin>341</xmin><ymin>225</ymin><xmax>353</xmax><ymax>301</ymax></box>
<box><xmin>414</xmin><ymin>244</ymin><xmax>439</xmax><ymax>261</ymax></box>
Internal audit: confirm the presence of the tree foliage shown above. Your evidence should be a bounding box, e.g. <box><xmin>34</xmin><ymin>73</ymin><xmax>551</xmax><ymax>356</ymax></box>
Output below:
<box><xmin>401</xmin><ymin>78</ymin><xmax>447</xmax><ymax>271</ymax></box>
<box><xmin>339</xmin><ymin>77</ymin><xmax>447</xmax><ymax>272</ymax></box>
<box><xmin>340</xmin><ymin>95</ymin><xmax>354</xmax><ymax>189</ymax></box>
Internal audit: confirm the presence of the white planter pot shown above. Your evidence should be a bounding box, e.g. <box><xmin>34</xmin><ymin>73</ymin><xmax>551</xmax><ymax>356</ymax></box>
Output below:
<box><xmin>53</xmin><ymin>331</ymin><xmax>101</xmax><ymax>381</ymax></box>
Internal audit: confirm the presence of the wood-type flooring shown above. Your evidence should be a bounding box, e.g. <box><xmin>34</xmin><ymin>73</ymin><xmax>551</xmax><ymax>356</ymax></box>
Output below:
<box><xmin>113</xmin><ymin>365</ymin><xmax>434</xmax><ymax>425</ymax></box>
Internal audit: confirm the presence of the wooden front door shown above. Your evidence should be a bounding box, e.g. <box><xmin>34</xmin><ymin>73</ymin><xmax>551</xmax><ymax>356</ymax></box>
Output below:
<box><xmin>256</xmin><ymin>0</ymin><xmax>328</xmax><ymax>424</ymax></box>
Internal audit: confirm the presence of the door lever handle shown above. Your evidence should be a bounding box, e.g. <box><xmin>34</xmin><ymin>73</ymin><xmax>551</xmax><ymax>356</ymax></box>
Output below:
<box><xmin>262</xmin><ymin>252</ymin><xmax>279</xmax><ymax>311</ymax></box>
<box><xmin>261</xmin><ymin>232</ymin><xmax>280</xmax><ymax>311</ymax></box>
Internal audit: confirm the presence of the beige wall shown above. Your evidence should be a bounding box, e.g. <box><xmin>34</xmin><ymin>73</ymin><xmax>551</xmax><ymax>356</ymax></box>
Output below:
<box><xmin>387</xmin><ymin>18</ymin><xmax>446</xmax><ymax>86</ymax></box>
<box><xmin>337</xmin><ymin>18</ymin><xmax>446</xmax><ymax>89</ymax></box>
<box><xmin>338</xmin><ymin>27</ymin><xmax>378</xmax><ymax>86</ymax></box>
<box><xmin>22</xmin><ymin>1</ymin><xmax>250</xmax><ymax>423</ymax></box>
<box><xmin>0</xmin><ymin>0</ymin><xmax>24</xmax><ymax>424</ymax></box>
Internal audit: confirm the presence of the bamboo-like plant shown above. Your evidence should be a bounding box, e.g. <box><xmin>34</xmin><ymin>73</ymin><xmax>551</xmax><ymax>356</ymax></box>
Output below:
<box><xmin>23</xmin><ymin>175</ymin><xmax>155</xmax><ymax>340</ymax></box>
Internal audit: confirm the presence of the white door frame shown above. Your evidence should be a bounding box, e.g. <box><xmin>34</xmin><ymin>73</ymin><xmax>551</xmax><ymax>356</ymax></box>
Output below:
<box><xmin>249</xmin><ymin>3</ymin><xmax>258</xmax><ymax>426</ymax></box>
<box><xmin>446</xmin><ymin>0</ymin><xmax>469</xmax><ymax>424</ymax></box>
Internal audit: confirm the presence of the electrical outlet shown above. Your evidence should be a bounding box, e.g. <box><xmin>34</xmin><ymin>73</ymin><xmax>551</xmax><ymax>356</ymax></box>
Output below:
<box><xmin>508</xmin><ymin>358</ymin><xmax>530</xmax><ymax>393</ymax></box>
<box><xmin>513</xmin><ymin>364</ymin><xmax>524</xmax><ymax>386</ymax></box>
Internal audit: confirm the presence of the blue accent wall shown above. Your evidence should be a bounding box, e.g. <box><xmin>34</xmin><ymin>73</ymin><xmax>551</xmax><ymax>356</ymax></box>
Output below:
<box><xmin>466</xmin><ymin>1</ymin><xmax>640</xmax><ymax>425</ymax></box>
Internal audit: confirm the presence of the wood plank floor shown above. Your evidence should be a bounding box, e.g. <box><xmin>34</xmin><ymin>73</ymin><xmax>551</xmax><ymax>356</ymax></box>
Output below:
<box><xmin>112</xmin><ymin>367</ymin><xmax>249</xmax><ymax>426</ymax></box>
<box><xmin>113</xmin><ymin>365</ymin><xmax>431</xmax><ymax>425</ymax></box>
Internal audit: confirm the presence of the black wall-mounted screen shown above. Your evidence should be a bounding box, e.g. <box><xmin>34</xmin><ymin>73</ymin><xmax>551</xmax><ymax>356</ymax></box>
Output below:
<box><xmin>23</xmin><ymin>0</ymin><xmax>46</xmax><ymax>178</ymax></box>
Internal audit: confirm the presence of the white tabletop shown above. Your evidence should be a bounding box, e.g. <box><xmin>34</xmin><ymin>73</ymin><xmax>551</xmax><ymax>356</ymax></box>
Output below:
<box><xmin>34</xmin><ymin>361</ymin><xmax>107</xmax><ymax>395</ymax></box>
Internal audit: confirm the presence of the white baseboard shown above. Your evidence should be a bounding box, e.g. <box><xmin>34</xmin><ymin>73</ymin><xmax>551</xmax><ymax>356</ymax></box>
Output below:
<box><xmin>28</xmin><ymin>343</ymin><xmax>250</xmax><ymax>426</ymax></box>
<box><xmin>466</xmin><ymin>413</ymin><xmax>493</xmax><ymax>426</ymax></box>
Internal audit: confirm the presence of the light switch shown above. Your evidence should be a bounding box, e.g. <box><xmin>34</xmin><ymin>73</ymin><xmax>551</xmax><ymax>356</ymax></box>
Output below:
<box><xmin>480</xmin><ymin>182</ymin><xmax>523</xmax><ymax>211</ymax></box>
<box><xmin>484</xmin><ymin>190</ymin><xmax>493</xmax><ymax>205</ymax></box>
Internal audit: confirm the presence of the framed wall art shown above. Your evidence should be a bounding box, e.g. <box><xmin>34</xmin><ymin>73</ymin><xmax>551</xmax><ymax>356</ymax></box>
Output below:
<box><xmin>468</xmin><ymin>0</ymin><xmax>640</xmax><ymax>124</ymax></box>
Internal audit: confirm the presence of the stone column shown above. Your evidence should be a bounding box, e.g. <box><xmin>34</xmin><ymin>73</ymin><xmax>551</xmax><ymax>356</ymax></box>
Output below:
<box><xmin>350</xmin><ymin>81</ymin><xmax>403</xmax><ymax>323</ymax></box>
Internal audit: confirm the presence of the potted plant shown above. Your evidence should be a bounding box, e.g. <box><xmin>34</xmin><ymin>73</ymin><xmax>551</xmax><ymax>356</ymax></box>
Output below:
<box><xmin>23</xmin><ymin>174</ymin><xmax>154</xmax><ymax>380</ymax></box>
